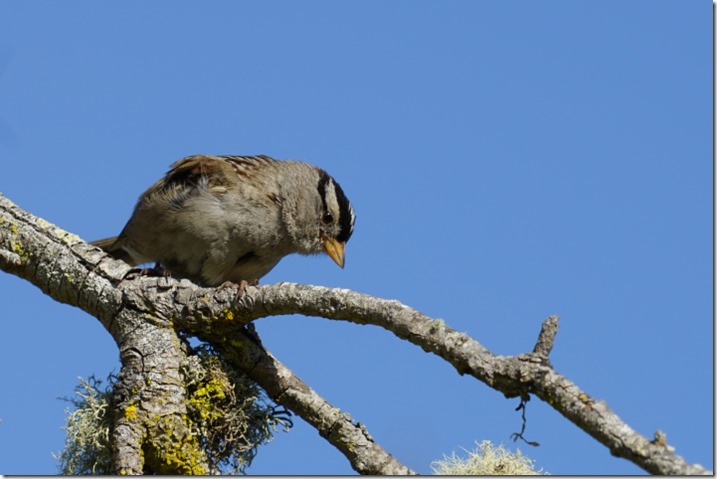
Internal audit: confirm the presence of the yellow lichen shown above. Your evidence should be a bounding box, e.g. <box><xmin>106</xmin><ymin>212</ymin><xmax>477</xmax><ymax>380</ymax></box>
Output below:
<box><xmin>188</xmin><ymin>379</ymin><xmax>227</xmax><ymax>422</ymax></box>
<box><xmin>58</xmin><ymin>351</ymin><xmax>282</xmax><ymax>475</ymax></box>
<box><xmin>124</xmin><ymin>404</ymin><xmax>139</xmax><ymax>421</ymax></box>
<box><xmin>10</xmin><ymin>238</ymin><xmax>30</xmax><ymax>264</ymax></box>
<box><xmin>145</xmin><ymin>413</ymin><xmax>209</xmax><ymax>475</ymax></box>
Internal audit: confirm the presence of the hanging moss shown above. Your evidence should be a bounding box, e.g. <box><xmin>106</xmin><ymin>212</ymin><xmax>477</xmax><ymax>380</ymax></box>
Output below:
<box><xmin>54</xmin><ymin>376</ymin><xmax>114</xmax><ymax>475</ymax></box>
<box><xmin>431</xmin><ymin>440</ymin><xmax>546</xmax><ymax>475</ymax></box>
<box><xmin>55</xmin><ymin>344</ymin><xmax>292</xmax><ymax>475</ymax></box>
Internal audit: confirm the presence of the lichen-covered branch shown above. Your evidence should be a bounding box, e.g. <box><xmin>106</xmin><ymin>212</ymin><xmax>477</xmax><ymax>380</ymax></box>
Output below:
<box><xmin>0</xmin><ymin>195</ymin><xmax>211</xmax><ymax>474</ymax></box>
<box><xmin>111</xmin><ymin>319</ymin><xmax>210</xmax><ymax>475</ymax></box>
<box><xmin>0</xmin><ymin>194</ymin><xmax>408</xmax><ymax>474</ymax></box>
<box><xmin>0</xmin><ymin>193</ymin><xmax>710</xmax><ymax>475</ymax></box>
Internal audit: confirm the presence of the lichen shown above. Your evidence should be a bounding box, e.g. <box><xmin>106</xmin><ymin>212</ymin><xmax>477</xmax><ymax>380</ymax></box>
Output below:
<box><xmin>178</xmin><ymin>346</ymin><xmax>293</xmax><ymax>474</ymax></box>
<box><xmin>54</xmin><ymin>376</ymin><xmax>113</xmax><ymax>475</ymax></box>
<box><xmin>56</xmin><ymin>346</ymin><xmax>292</xmax><ymax>475</ymax></box>
<box><xmin>124</xmin><ymin>404</ymin><xmax>139</xmax><ymax>421</ymax></box>
<box><xmin>430</xmin><ymin>318</ymin><xmax>446</xmax><ymax>333</ymax></box>
<box><xmin>7</xmin><ymin>223</ymin><xmax>30</xmax><ymax>264</ymax></box>
<box><xmin>432</xmin><ymin>440</ymin><xmax>546</xmax><ymax>475</ymax></box>
<box><xmin>189</xmin><ymin>379</ymin><xmax>226</xmax><ymax>420</ymax></box>
<box><xmin>145</xmin><ymin>413</ymin><xmax>209</xmax><ymax>475</ymax></box>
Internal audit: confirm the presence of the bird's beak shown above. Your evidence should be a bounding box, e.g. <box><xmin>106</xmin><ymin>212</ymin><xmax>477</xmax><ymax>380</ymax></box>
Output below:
<box><xmin>323</xmin><ymin>236</ymin><xmax>346</xmax><ymax>269</ymax></box>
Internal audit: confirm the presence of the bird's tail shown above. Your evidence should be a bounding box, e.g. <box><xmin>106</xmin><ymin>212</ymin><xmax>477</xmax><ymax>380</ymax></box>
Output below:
<box><xmin>91</xmin><ymin>236</ymin><xmax>134</xmax><ymax>264</ymax></box>
<box><xmin>91</xmin><ymin>236</ymin><xmax>117</xmax><ymax>250</ymax></box>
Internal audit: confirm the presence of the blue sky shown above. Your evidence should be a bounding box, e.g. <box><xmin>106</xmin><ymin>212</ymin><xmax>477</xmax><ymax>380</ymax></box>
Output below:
<box><xmin>0</xmin><ymin>1</ymin><xmax>712</xmax><ymax>475</ymax></box>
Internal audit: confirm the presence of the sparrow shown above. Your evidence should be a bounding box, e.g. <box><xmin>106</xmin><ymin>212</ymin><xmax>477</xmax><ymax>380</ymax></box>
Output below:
<box><xmin>92</xmin><ymin>154</ymin><xmax>355</xmax><ymax>286</ymax></box>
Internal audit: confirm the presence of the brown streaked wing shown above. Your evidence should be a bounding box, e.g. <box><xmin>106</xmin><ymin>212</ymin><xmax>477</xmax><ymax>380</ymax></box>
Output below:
<box><xmin>221</xmin><ymin>155</ymin><xmax>277</xmax><ymax>180</ymax></box>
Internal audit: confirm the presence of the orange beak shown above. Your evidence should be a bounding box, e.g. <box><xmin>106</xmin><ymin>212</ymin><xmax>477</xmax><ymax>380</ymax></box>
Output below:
<box><xmin>323</xmin><ymin>236</ymin><xmax>346</xmax><ymax>269</ymax></box>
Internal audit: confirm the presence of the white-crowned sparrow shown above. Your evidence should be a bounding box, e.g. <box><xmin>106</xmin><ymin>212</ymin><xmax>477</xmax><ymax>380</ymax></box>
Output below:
<box><xmin>92</xmin><ymin>154</ymin><xmax>355</xmax><ymax>286</ymax></box>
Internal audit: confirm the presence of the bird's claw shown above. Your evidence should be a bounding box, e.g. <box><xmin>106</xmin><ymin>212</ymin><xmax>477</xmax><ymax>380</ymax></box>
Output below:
<box><xmin>216</xmin><ymin>279</ymin><xmax>259</xmax><ymax>305</ymax></box>
<box><xmin>120</xmin><ymin>262</ymin><xmax>172</xmax><ymax>286</ymax></box>
<box><xmin>215</xmin><ymin>279</ymin><xmax>263</xmax><ymax>347</ymax></box>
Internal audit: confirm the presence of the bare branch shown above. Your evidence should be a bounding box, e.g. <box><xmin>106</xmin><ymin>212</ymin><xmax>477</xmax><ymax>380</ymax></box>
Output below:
<box><xmin>215</xmin><ymin>329</ymin><xmax>415</xmax><ymax>475</ymax></box>
<box><xmin>532</xmin><ymin>315</ymin><xmax>559</xmax><ymax>360</ymax></box>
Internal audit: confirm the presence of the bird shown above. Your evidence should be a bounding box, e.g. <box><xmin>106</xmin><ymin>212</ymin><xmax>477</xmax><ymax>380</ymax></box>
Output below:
<box><xmin>91</xmin><ymin>154</ymin><xmax>355</xmax><ymax>287</ymax></box>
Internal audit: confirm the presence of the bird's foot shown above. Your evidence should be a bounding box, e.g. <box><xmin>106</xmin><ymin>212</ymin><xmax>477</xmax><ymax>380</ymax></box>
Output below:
<box><xmin>120</xmin><ymin>262</ymin><xmax>172</xmax><ymax>286</ymax></box>
<box><xmin>215</xmin><ymin>279</ymin><xmax>263</xmax><ymax>347</ymax></box>
<box><xmin>216</xmin><ymin>279</ymin><xmax>259</xmax><ymax>305</ymax></box>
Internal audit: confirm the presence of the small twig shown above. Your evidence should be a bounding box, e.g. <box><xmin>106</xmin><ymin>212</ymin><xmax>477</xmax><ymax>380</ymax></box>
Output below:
<box><xmin>532</xmin><ymin>315</ymin><xmax>559</xmax><ymax>361</ymax></box>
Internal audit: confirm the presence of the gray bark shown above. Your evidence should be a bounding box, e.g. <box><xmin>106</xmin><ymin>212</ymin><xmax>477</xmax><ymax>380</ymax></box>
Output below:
<box><xmin>0</xmin><ymin>193</ymin><xmax>709</xmax><ymax>475</ymax></box>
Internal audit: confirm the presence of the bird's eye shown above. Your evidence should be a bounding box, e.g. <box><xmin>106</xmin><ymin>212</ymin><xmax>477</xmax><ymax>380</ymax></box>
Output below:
<box><xmin>322</xmin><ymin>211</ymin><xmax>334</xmax><ymax>224</ymax></box>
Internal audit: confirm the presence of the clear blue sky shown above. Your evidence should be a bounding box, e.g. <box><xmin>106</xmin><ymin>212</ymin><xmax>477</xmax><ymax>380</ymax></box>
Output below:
<box><xmin>0</xmin><ymin>1</ymin><xmax>712</xmax><ymax>475</ymax></box>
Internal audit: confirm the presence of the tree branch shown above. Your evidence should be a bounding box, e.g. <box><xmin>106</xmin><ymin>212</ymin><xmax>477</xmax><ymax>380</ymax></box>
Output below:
<box><xmin>176</xmin><ymin>284</ymin><xmax>710</xmax><ymax>475</ymax></box>
<box><xmin>215</xmin><ymin>329</ymin><xmax>415</xmax><ymax>475</ymax></box>
<box><xmin>0</xmin><ymin>193</ymin><xmax>710</xmax><ymax>475</ymax></box>
<box><xmin>0</xmin><ymin>194</ymin><xmax>409</xmax><ymax>474</ymax></box>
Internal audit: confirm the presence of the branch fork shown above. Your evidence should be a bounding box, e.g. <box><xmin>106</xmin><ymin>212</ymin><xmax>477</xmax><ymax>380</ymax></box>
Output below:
<box><xmin>0</xmin><ymin>193</ymin><xmax>710</xmax><ymax>475</ymax></box>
